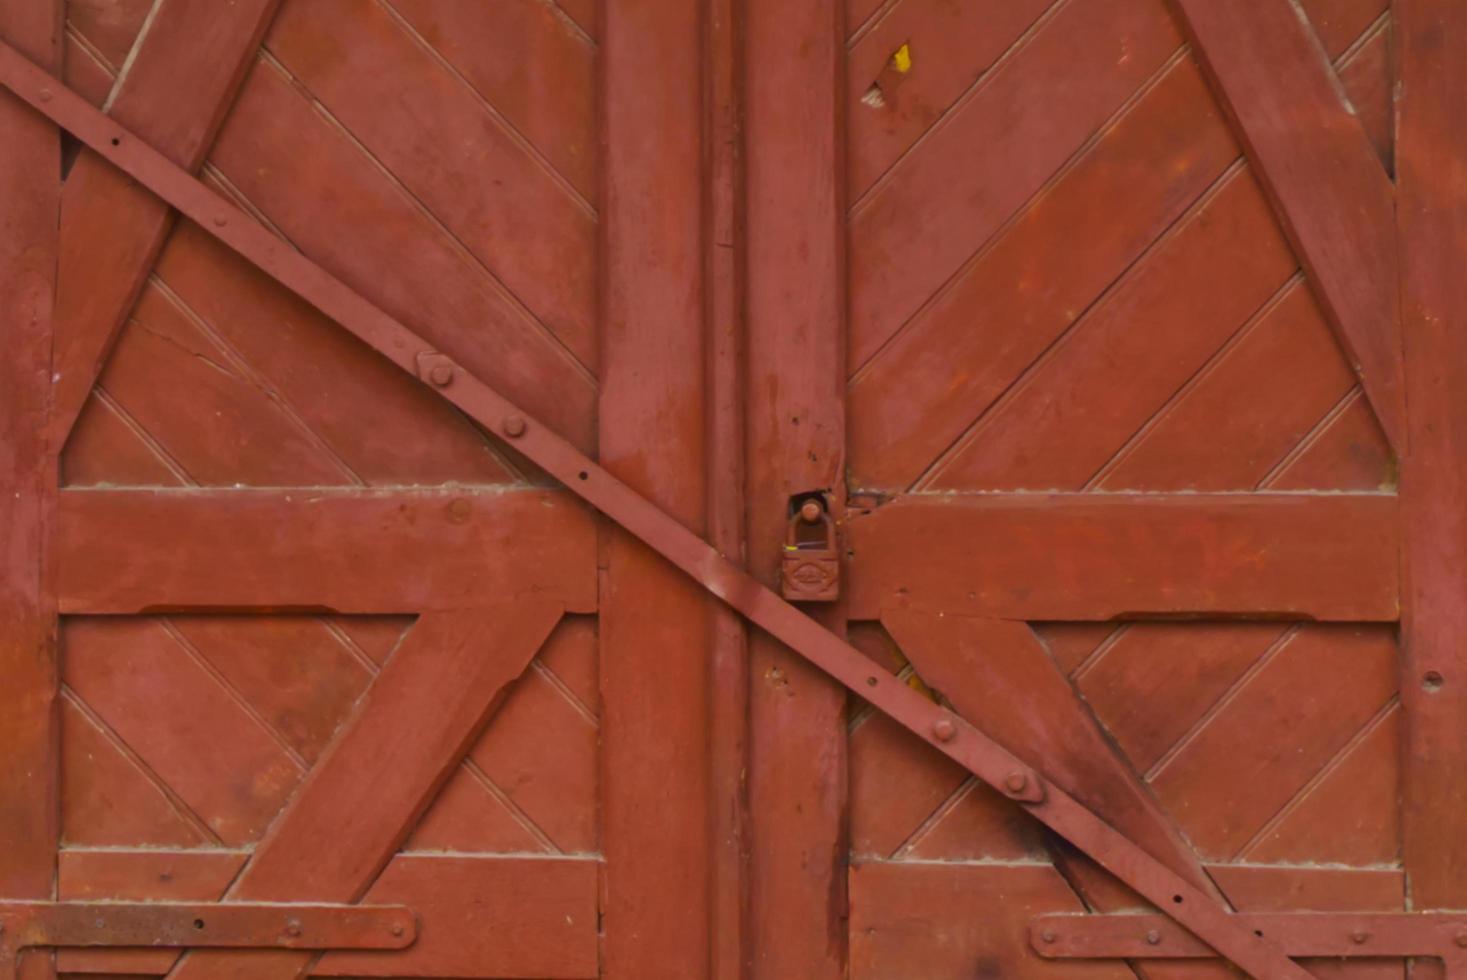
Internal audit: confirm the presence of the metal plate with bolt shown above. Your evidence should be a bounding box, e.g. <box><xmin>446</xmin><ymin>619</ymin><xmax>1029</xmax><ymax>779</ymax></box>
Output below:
<box><xmin>1031</xmin><ymin>912</ymin><xmax>1467</xmax><ymax>977</ymax></box>
<box><xmin>0</xmin><ymin>902</ymin><xmax>414</xmax><ymax>980</ymax></box>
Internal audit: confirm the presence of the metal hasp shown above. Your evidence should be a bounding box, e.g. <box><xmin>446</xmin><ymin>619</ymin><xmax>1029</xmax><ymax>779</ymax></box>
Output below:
<box><xmin>0</xmin><ymin>901</ymin><xmax>415</xmax><ymax>980</ymax></box>
<box><xmin>1032</xmin><ymin>912</ymin><xmax>1467</xmax><ymax>977</ymax></box>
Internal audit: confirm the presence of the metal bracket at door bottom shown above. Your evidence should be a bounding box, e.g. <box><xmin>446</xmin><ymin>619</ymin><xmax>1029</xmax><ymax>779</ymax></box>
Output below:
<box><xmin>0</xmin><ymin>901</ymin><xmax>415</xmax><ymax>980</ymax></box>
<box><xmin>1032</xmin><ymin>912</ymin><xmax>1467</xmax><ymax>976</ymax></box>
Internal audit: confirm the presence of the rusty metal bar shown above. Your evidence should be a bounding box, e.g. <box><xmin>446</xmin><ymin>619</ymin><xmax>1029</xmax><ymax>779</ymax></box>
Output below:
<box><xmin>0</xmin><ymin>43</ymin><xmax>1317</xmax><ymax>980</ymax></box>
<box><xmin>0</xmin><ymin>901</ymin><xmax>414</xmax><ymax>980</ymax></box>
<box><xmin>1031</xmin><ymin>911</ymin><xmax>1467</xmax><ymax>975</ymax></box>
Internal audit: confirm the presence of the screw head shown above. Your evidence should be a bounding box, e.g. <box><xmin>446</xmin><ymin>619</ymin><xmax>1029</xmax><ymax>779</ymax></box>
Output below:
<box><xmin>1145</xmin><ymin>930</ymin><xmax>1162</xmax><ymax>946</ymax></box>
<box><xmin>429</xmin><ymin>363</ymin><xmax>454</xmax><ymax>387</ymax></box>
<box><xmin>799</xmin><ymin>500</ymin><xmax>823</xmax><ymax>524</ymax></box>
<box><xmin>1003</xmin><ymin>771</ymin><xmax>1029</xmax><ymax>795</ymax></box>
<box><xmin>1351</xmin><ymin>930</ymin><xmax>1369</xmax><ymax>945</ymax></box>
<box><xmin>502</xmin><ymin>415</ymin><xmax>527</xmax><ymax>438</ymax></box>
<box><xmin>932</xmin><ymin>718</ymin><xmax>957</xmax><ymax>742</ymax></box>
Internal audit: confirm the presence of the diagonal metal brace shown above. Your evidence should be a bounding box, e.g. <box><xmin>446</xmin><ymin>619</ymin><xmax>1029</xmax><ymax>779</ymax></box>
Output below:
<box><xmin>0</xmin><ymin>42</ymin><xmax>1319</xmax><ymax>980</ymax></box>
<box><xmin>0</xmin><ymin>901</ymin><xmax>414</xmax><ymax>980</ymax></box>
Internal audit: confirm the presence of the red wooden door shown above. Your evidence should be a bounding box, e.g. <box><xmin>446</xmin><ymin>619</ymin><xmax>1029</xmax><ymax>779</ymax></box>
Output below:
<box><xmin>1</xmin><ymin>1</ymin><xmax>1465</xmax><ymax>978</ymax></box>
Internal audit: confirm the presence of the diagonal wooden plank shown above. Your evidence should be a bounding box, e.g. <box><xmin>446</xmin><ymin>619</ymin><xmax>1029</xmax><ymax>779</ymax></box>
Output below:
<box><xmin>1396</xmin><ymin>0</ymin><xmax>1467</xmax><ymax>912</ymax></box>
<box><xmin>883</xmin><ymin>612</ymin><xmax>1216</xmax><ymax>896</ymax></box>
<box><xmin>50</xmin><ymin>0</ymin><xmax>287</xmax><ymax>444</ymax></box>
<box><xmin>0</xmin><ymin>57</ymin><xmax>1317</xmax><ymax>977</ymax></box>
<box><xmin>1169</xmin><ymin>0</ymin><xmax>1407</xmax><ymax>453</ymax></box>
<box><xmin>164</xmin><ymin>601</ymin><xmax>562</xmax><ymax>980</ymax></box>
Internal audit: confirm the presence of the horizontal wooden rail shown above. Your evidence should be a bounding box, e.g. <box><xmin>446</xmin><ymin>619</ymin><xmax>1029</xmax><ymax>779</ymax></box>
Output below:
<box><xmin>847</xmin><ymin>492</ymin><xmax>1399</xmax><ymax>621</ymax></box>
<box><xmin>56</xmin><ymin>489</ymin><xmax>598</xmax><ymax>614</ymax></box>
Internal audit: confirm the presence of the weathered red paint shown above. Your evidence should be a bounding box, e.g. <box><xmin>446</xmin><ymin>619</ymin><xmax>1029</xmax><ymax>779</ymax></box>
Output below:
<box><xmin>0</xmin><ymin>1</ymin><xmax>1457</xmax><ymax>976</ymax></box>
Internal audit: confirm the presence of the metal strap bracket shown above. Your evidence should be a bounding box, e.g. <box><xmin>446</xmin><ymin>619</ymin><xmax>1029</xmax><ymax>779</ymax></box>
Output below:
<box><xmin>1032</xmin><ymin>912</ymin><xmax>1467</xmax><ymax>977</ymax></box>
<box><xmin>0</xmin><ymin>901</ymin><xmax>414</xmax><ymax>979</ymax></box>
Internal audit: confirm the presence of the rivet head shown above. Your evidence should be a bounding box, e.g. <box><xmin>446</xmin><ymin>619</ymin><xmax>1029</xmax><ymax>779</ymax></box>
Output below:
<box><xmin>391</xmin><ymin>922</ymin><xmax>406</xmax><ymax>937</ymax></box>
<box><xmin>798</xmin><ymin>500</ymin><xmax>823</xmax><ymax>524</ymax></box>
<box><xmin>1351</xmin><ymin>930</ymin><xmax>1369</xmax><ymax>945</ymax></box>
<box><xmin>38</xmin><ymin>89</ymin><xmax>52</xmax><ymax>102</ymax></box>
<box><xmin>1003</xmin><ymin>771</ymin><xmax>1029</xmax><ymax>795</ymax></box>
<box><xmin>1455</xmin><ymin>932</ymin><xmax>1467</xmax><ymax>949</ymax></box>
<box><xmin>429</xmin><ymin>363</ymin><xmax>454</xmax><ymax>387</ymax></box>
<box><xmin>213</xmin><ymin>215</ymin><xmax>228</xmax><ymax>228</ymax></box>
<box><xmin>1145</xmin><ymin>930</ymin><xmax>1162</xmax><ymax>946</ymax></box>
<box><xmin>1040</xmin><ymin>929</ymin><xmax>1057</xmax><ymax>944</ymax></box>
<box><xmin>932</xmin><ymin>718</ymin><xmax>957</xmax><ymax>742</ymax></box>
<box><xmin>502</xmin><ymin>415</ymin><xmax>526</xmax><ymax>438</ymax></box>
<box><xmin>284</xmin><ymin>919</ymin><xmax>302</xmax><ymax>938</ymax></box>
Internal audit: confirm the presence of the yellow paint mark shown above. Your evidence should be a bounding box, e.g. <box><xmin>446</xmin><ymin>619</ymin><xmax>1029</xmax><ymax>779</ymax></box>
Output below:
<box><xmin>891</xmin><ymin>43</ymin><xmax>912</xmax><ymax>74</ymax></box>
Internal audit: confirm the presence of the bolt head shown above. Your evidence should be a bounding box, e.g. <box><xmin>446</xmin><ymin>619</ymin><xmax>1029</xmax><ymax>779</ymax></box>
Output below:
<box><xmin>1145</xmin><ymin>930</ymin><xmax>1161</xmax><ymax>946</ymax></box>
<box><xmin>502</xmin><ymin>415</ymin><xmax>527</xmax><ymax>438</ymax></box>
<box><xmin>932</xmin><ymin>718</ymin><xmax>957</xmax><ymax>742</ymax></box>
<box><xmin>429</xmin><ymin>363</ymin><xmax>454</xmax><ymax>387</ymax></box>
<box><xmin>799</xmin><ymin>500</ymin><xmax>823</xmax><ymax>524</ymax></box>
<box><xmin>1003</xmin><ymin>771</ymin><xmax>1029</xmax><ymax>795</ymax></box>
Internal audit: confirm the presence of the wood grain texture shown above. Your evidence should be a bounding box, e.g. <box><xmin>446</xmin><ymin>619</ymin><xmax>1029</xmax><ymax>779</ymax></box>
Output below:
<box><xmin>264</xmin><ymin>0</ymin><xmax>596</xmax><ymax>367</ymax></box>
<box><xmin>164</xmin><ymin>602</ymin><xmax>560</xmax><ymax>980</ymax></box>
<box><xmin>1148</xmin><ymin>625</ymin><xmax>1396</xmax><ymax>860</ymax></box>
<box><xmin>931</xmin><ymin>165</ymin><xmax>1294</xmax><ymax>491</ymax></box>
<box><xmin>599</xmin><ymin>0</ymin><xmax>712</xmax><ymax>974</ymax></box>
<box><xmin>0</xmin><ymin>4</ymin><xmax>60</xmax><ymax>962</ymax></box>
<box><xmin>704</xmin><ymin>0</ymin><xmax>749</xmax><ymax>971</ymax></box>
<box><xmin>884</xmin><ymin>612</ymin><xmax>1214</xmax><ymax>895</ymax></box>
<box><xmin>56</xmin><ymin>489</ymin><xmax>598</xmax><ymax>614</ymax></box>
<box><xmin>846</xmin><ymin>493</ymin><xmax>1399</xmax><ymax>620</ymax></box>
<box><xmin>50</xmin><ymin>0</ymin><xmax>287</xmax><ymax>443</ymax></box>
<box><xmin>1171</xmin><ymin>0</ymin><xmax>1406</xmax><ymax>452</ymax></box>
<box><xmin>1396</xmin><ymin>0</ymin><xmax>1467</xmax><ymax>911</ymax></box>
<box><xmin>848</xmin><ymin>0</ymin><xmax>1183</xmax><ymax>369</ymax></box>
<box><xmin>745</xmin><ymin>0</ymin><xmax>847</xmax><ymax>974</ymax></box>
<box><xmin>849</xmin><ymin>53</ymin><xmax>1237</xmax><ymax>490</ymax></box>
<box><xmin>850</xmin><ymin>862</ymin><xmax>1135</xmax><ymax>980</ymax></box>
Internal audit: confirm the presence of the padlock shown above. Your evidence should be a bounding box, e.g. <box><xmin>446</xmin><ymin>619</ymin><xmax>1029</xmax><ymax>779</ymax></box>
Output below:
<box><xmin>781</xmin><ymin>501</ymin><xmax>840</xmax><ymax>602</ymax></box>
